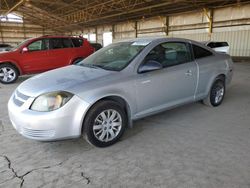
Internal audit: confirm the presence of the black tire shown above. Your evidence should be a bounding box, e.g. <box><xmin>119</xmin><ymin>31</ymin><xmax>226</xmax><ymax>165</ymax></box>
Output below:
<box><xmin>203</xmin><ymin>79</ymin><xmax>225</xmax><ymax>107</ymax></box>
<box><xmin>83</xmin><ymin>100</ymin><xmax>127</xmax><ymax>147</ymax></box>
<box><xmin>72</xmin><ymin>58</ymin><xmax>84</xmax><ymax>65</ymax></box>
<box><xmin>0</xmin><ymin>64</ymin><xmax>19</xmax><ymax>84</ymax></box>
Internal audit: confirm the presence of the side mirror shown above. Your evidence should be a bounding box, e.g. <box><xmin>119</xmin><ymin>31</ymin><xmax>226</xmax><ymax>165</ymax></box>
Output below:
<box><xmin>21</xmin><ymin>47</ymin><xmax>29</xmax><ymax>53</ymax></box>
<box><xmin>138</xmin><ymin>60</ymin><xmax>163</xmax><ymax>73</ymax></box>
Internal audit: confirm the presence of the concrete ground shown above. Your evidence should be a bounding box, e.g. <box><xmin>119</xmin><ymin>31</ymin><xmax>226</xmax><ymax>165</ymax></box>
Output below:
<box><xmin>0</xmin><ymin>63</ymin><xmax>250</xmax><ymax>188</ymax></box>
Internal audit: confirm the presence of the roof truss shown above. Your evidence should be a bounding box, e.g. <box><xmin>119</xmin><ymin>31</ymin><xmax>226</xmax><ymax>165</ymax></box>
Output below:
<box><xmin>1</xmin><ymin>0</ymin><xmax>250</xmax><ymax>32</ymax></box>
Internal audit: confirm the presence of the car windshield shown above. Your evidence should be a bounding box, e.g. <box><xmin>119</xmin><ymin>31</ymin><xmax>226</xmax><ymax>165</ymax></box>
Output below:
<box><xmin>77</xmin><ymin>41</ymin><xmax>149</xmax><ymax>71</ymax></box>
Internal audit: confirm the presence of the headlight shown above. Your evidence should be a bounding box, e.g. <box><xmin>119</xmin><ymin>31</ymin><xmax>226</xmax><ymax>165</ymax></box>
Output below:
<box><xmin>30</xmin><ymin>91</ymin><xmax>73</xmax><ymax>112</ymax></box>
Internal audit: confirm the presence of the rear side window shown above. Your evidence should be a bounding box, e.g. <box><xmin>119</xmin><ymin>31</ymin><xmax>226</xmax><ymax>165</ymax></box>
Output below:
<box><xmin>50</xmin><ymin>38</ymin><xmax>63</xmax><ymax>49</ymax></box>
<box><xmin>62</xmin><ymin>38</ymin><xmax>73</xmax><ymax>48</ymax></box>
<box><xmin>72</xmin><ymin>38</ymin><xmax>83</xmax><ymax>47</ymax></box>
<box><xmin>193</xmin><ymin>44</ymin><xmax>213</xmax><ymax>59</ymax></box>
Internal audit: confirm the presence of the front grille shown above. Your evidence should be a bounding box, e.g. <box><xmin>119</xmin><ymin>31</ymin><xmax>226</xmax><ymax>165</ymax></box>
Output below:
<box><xmin>13</xmin><ymin>89</ymin><xmax>30</xmax><ymax>106</ymax></box>
<box><xmin>13</xmin><ymin>97</ymin><xmax>23</xmax><ymax>106</ymax></box>
<box><xmin>20</xmin><ymin>127</ymin><xmax>55</xmax><ymax>138</ymax></box>
<box><xmin>16</xmin><ymin>90</ymin><xmax>29</xmax><ymax>100</ymax></box>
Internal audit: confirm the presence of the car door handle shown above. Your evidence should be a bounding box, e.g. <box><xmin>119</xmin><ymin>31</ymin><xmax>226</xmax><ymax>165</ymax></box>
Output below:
<box><xmin>185</xmin><ymin>70</ymin><xmax>192</xmax><ymax>76</ymax></box>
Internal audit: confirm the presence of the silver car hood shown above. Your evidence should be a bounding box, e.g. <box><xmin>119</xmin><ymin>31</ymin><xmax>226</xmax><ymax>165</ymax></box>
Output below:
<box><xmin>17</xmin><ymin>65</ymin><xmax>114</xmax><ymax>97</ymax></box>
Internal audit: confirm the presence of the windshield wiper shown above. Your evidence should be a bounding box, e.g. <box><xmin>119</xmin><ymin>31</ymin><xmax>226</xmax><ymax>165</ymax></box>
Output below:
<box><xmin>78</xmin><ymin>63</ymin><xmax>118</xmax><ymax>71</ymax></box>
<box><xmin>78</xmin><ymin>64</ymin><xmax>100</xmax><ymax>69</ymax></box>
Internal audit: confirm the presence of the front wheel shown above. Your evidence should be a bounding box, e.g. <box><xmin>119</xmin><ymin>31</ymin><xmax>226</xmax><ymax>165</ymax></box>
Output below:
<box><xmin>0</xmin><ymin>64</ymin><xmax>18</xmax><ymax>84</ymax></box>
<box><xmin>83</xmin><ymin>100</ymin><xmax>127</xmax><ymax>147</ymax></box>
<box><xmin>203</xmin><ymin>79</ymin><xmax>225</xmax><ymax>107</ymax></box>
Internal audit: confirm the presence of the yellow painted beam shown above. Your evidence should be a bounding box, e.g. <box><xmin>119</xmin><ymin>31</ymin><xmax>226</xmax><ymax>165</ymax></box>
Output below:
<box><xmin>203</xmin><ymin>8</ymin><xmax>213</xmax><ymax>35</ymax></box>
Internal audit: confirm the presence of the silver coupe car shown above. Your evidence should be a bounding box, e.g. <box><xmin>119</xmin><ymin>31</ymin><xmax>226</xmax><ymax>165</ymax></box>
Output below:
<box><xmin>8</xmin><ymin>37</ymin><xmax>233</xmax><ymax>147</ymax></box>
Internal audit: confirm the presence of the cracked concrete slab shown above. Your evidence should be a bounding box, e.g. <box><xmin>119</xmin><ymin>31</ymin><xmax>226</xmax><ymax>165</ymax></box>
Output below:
<box><xmin>0</xmin><ymin>156</ymin><xmax>15</xmax><ymax>185</ymax></box>
<box><xmin>0</xmin><ymin>155</ymin><xmax>29</xmax><ymax>188</ymax></box>
<box><xmin>0</xmin><ymin>63</ymin><xmax>250</xmax><ymax>187</ymax></box>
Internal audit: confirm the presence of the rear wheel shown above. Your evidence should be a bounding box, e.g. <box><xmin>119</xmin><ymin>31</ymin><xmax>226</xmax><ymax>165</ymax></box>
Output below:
<box><xmin>203</xmin><ymin>79</ymin><xmax>225</xmax><ymax>107</ymax></box>
<box><xmin>0</xmin><ymin>64</ymin><xmax>18</xmax><ymax>84</ymax></box>
<box><xmin>83</xmin><ymin>100</ymin><xmax>127</xmax><ymax>147</ymax></box>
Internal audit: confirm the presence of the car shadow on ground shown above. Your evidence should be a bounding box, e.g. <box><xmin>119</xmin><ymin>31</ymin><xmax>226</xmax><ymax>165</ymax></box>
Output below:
<box><xmin>31</xmin><ymin>98</ymin><xmax>223</xmax><ymax>149</ymax></box>
<box><xmin>105</xmin><ymin>102</ymin><xmax>207</xmax><ymax>146</ymax></box>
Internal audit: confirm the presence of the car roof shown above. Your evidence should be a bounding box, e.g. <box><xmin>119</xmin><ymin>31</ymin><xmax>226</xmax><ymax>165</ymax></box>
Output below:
<box><xmin>21</xmin><ymin>36</ymin><xmax>85</xmax><ymax>43</ymax></box>
<box><xmin>202</xmin><ymin>41</ymin><xmax>228</xmax><ymax>44</ymax></box>
<box><xmin>36</xmin><ymin>35</ymin><xmax>84</xmax><ymax>39</ymax></box>
<box><xmin>117</xmin><ymin>37</ymin><xmax>202</xmax><ymax>45</ymax></box>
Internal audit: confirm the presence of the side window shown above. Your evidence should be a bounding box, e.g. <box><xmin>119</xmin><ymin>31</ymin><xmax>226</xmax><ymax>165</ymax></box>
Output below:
<box><xmin>207</xmin><ymin>42</ymin><xmax>228</xmax><ymax>49</ymax></box>
<box><xmin>79</xmin><ymin>39</ymin><xmax>83</xmax><ymax>46</ymax></box>
<box><xmin>221</xmin><ymin>42</ymin><xmax>229</xmax><ymax>47</ymax></box>
<box><xmin>215</xmin><ymin>42</ymin><xmax>229</xmax><ymax>48</ymax></box>
<box><xmin>193</xmin><ymin>44</ymin><xmax>213</xmax><ymax>59</ymax></box>
<box><xmin>62</xmin><ymin>38</ymin><xmax>73</xmax><ymax>48</ymax></box>
<box><xmin>43</xmin><ymin>39</ymin><xmax>50</xmax><ymax>50</ymax></box>
<box><xmin>50</xmin><ymin>38</ymin><xmax>63</xmax><ymax>49</ymax></box>
<box><xmin>144</xmin><ymin>42</ymin><xmax>192</xmax><ymax>68</ymax></box>
<box><xmin>207</xmin><ymin>42</ymin><xmax>215</xmax><ymax>48</ymax></box>
<box><xmin>72</xmin><ymin>38</ymin><xmax>83</xmax><ymax>47</ymax></box>
<box><xmin>27</xmin><ymin>40</ymin><xmax>43</xmax><ymax>51</ymax></box>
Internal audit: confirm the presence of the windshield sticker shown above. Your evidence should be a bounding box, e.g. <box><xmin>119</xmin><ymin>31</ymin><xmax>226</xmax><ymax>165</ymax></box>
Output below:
<box><xmin>131</xmin><ymin>41</ymin><xmax>150</xmax><ymax>46</ymax></box>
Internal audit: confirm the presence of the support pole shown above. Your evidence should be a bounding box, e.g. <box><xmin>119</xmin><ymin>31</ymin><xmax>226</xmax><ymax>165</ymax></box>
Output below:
<box><xmin>22</xmin><ymin>14</ymin><xmax>26</xmax><ymax>40</ymax></box>
<box><xmin>112</xmin><ymin>24</ymin><xmax>115</xmax><ymax>41</ymax></box>
<box><xmin>0</xmin><ymin>23</ymin><xmax>4</xmax><ymax>43</ymax></box>
<box><xmin>203</xmin><ymin>8</ymin><xmax>213</xmax><ymax>38</ymax></box>
<box><xmin>165</xmin><ymin>16</ymin><xmax>169</xmax><ymax>36</ymax></box>
<box><xmin>95</xmin><ymin>27</ymin><xmax>98</xmax><ymax>42</ymax></box>
<box><xmin>135</xmin><ymin>21</ymin><xmax>138</xmax><ymax>38</ymax></box>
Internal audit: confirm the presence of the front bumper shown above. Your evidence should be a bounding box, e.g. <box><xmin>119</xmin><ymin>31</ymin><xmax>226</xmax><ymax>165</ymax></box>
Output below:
<box><xmin>8</xmin><ymin>91</ymin><xmax>90</xmax><ymax>141</ymax></box>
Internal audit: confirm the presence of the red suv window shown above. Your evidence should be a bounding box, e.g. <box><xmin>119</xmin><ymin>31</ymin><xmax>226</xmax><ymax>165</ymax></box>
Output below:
<box><xmin>72</xmin><ymin>38</ymin><xmax>83</xmax><ymax>47</ymax></box>
<box><xmin>27</xmin><ymin>39</ymin><xmax>49</xmax><ymax>51</ymax></box>
<box><xmin>50</xmin><ymin>38</ymin><xmax>64</xmax><ymax>49</ymax></box>
<box><xmin>62</xmin><ymin>38</ymin><xmax>73</xmax><ymax>48</ymax></box>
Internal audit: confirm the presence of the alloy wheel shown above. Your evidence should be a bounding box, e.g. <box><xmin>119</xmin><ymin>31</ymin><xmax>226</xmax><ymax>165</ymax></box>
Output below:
<box><xmin>93</xmin><ymin>109</ymin><xmax>122</xmax><ymax>142</ymax></box>
<box><xmin>0</xmin><ymin>67</ymin><xmax>16</xmax><ymax>83</ymax></box>
<box><xmin>214</xmin><ymin>87</ymin><xmax>224</xmax><ymax>104</ymax></box>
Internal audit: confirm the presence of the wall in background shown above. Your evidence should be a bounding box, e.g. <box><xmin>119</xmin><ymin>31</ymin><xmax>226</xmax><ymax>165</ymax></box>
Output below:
<box><xmin>1</xmin><ymin>4</ymin><xmax>250</xmax><ymax>56</ymax></box>
<box><xmin>0</xmin><ymin>21</ymin><xmax>54</xmax><ymax>46</ymax></box>
<box><xmin>72</xmin><ymin>4</ymin><xmax>250</xmax><ymax>57</ymax></box>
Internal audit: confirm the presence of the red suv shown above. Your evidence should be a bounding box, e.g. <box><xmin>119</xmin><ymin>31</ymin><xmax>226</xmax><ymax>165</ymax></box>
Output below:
<box><xmin>0</xmin><ymin>36</ymin><xmax>94</xmax><ymax>84</ymax></box>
